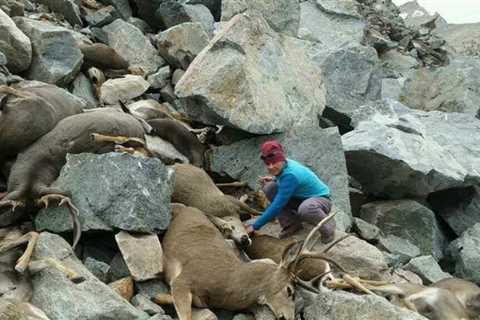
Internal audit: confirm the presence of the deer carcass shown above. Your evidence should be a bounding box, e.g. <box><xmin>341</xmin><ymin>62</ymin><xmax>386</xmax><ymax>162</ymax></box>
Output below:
<box><xmin>432</xmin><ymin>278</ymin><xmax>480</xmax><ymax>319</ymax></box>
<box><xmin>371</xmin><ymin>282</ymin><xmax>470</xmax><ymax>320</ymax></box>
<box><xmin>0</xmin><ymin>82</ymin><xmax>84</xmax><ymax>163</ymax></box>
<box><xmin>0</xmin><ymin>110</ymin><xmax>147</xmax><ymax>248</ymax></box>
<box><xmin>172</xmin><ymin>163</ymin><xmax>259</xmax><ymax>246</ymax></box>
<box><xmin>159</xmin><ymin>204</ymin><xmax>335</xmax><ymax>320</ymax></box>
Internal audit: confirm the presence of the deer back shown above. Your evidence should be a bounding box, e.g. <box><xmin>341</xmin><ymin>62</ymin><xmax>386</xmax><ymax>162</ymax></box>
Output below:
<box><xmin>433</xmin><ymin>278</ymin><xmax>480</xmax><ymax>318</ymax></box>
<box><xmin>163</xmin><ymin>205</ymin><xmax>296</xmax><ymax>318</ymax></box>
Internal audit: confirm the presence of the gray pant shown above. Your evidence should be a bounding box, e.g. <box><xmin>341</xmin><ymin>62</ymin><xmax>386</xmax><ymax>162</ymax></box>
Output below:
<box><xmin>263</xmin><ymin>181</ymin><xmax>335</xmax><ymax>240</ymax></box>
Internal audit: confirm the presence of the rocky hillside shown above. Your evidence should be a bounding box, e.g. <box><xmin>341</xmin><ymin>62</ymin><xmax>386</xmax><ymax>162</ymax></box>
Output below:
<box><xmin>1</xmin><ymin>0</ymin><xmax>480</xmax><ymax>319</ymax></box>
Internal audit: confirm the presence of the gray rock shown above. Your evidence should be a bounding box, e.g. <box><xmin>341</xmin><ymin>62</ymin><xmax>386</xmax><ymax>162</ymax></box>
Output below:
<box><xmin>343</xmin><ymin>99</ymin><xmax>480</xmax><ymax>198</ymax></box>
<box><xmin>397</xmin><ymin>1</ymin><xmax>438</xmax><ymax>28</ymax></box>
<box><xmin>360</xmin><ymin>200</ymin><xmax>447</xmax><ymax>260</ymax></box>
<box><xmin>353</xmin><ymin>217</ymin><xmax>380</xmax><ymax>241</ymax></box>
<box><xmin>135</xmin><ymin>279</ymin><xmax>169</xmax><ymax>299</ymax></box>
<box><xmin>15</xmin><ymin>17</ymin><xmax>82</xmax><ymax>86</ymax></box>
<box><xmin>103</xmin><ymin>19</ymin><xmax>165</xmax><ymax>75</ymax></box>
<box><xmin>380</xmin><ymin>49</ymin><xmax>419</xmax><ymax>76</ymax></box>
<box><xmin>298</xmin><ymin>1</ymin><xmax>365</xmax><ymax>49</ymax></box>
<box><xmin>221</xmin><ymin>0</ymin><xmax>300</xmax><ymax>36</ymax></box>
<box><xmin>84</xmin><ymin>257</ymin><xmax>111</xmax><ymax>283</ymax></box>
<box><xmin>33</xmin><ymin>0</ymin><xmax>82</xmax><ymax>26</ymax></box>
<box><xmin>115</xmin><ymin>231</ymin><xmax>163</xmax><ymax>281</ymax></box>
<box><xmin>323</xmin><ymin>231</ymin><xmax>390</xmax><ymax>280</ymax></box>
<box><xmin>71</xmin><ymin>72</ymin><xmax>97</xmax><ymax>108</ymax></box>
<box><xmin>318</xmin><ymin>44</ymin><xmax>383</xmax><ymax>129</ymax></box>
<box><xmin>400</xmin><ymin>57</ymin><xmax>480</xmax><ymax>116</ymax></box>
<box><xmin>381</xmin><ymin>78</ymin><xmax>404</xmax><ymax>101</ymax></box>
<box><xmin>108</xmin><ymin>253</ymin><xmax>131</xmax><ymax>282</ymax></box>
<box><xmin>35</xmin><ymin>153</ymin><xmax>173</xmax><ymax>234</ymax></box>
<box><xmin>156</xmin><ymin>1</ymin><xmax>214</xmax><ymax>35</ymax></box>
<box><xmin>156</xmin><ymin>22</ymin><xmax>209</xmax><ymax>69</ymax></box>
<box><xmin>187</xmin><ymin>0</ymin><xmax>221</xmax><ymax>21</ymax></box>
<box><xmin>148</xmin><ymin>314</ymin><xmax>174</xmax><ymax>320</ymax></box>
<box><xmin>147</xmin><ymin>65</ymin><xmax>171</xmax><ymax>89</ymax></box>
<box><xmin>99</xmin><ymin>75</ymin><xmax>150</xmax><ymax>105</ymax></box>
<box><xmin>85</xmin><ymin>5</ymin><xmax>120</xmax><ymax>28</ymax></box>
<box><xmin>31</xmin><ymin>232</ymin><xmax>150</xmax><ymax>320</ymax></box>
<box><xmin>301</xmin><ymin>289</ymin><xmax>427</xmax><ymax>320</ymax></box>
<box><xmin>171</xmin><ymin>68</ymin><xmax>185</xmax><ymax>86</ymax></box>
<box><xmin>404</xmin><ymin>255</ymin><xmax>452</xmax><ymax>285</ymax></box>
<box><xmin>378</xmin><ymin>234</ymin><xmax>421</xmax><ymax>264</ymax></box>
<box><xmin>175</xmin><ymin>13</ymin><xmax>326</xmax><ymax>134</ymax></box>
<box><xmin>447</xmin><ymin>223</ymin><xmax>480</xmax><ymax>283</ymax></box>
<box><xmin>209</xmin><ymin>126</ymin><xmax>352</xmax><ymax>231</ymax></box>
<box><xmin>434</xmin><ymin>22</ymin><xmax>480</xmax><ymax>57</ymax></box>
<box><xmin>132</xmin><ymin>294</ymin><xmax>165</xmax><ymax>315</ymax></box>
<box><xmin>0</xmin><ymin>8</ymin><xmax>31</xmax><ymax>73</ymax></box>
<box><xmin>101</xmin><ymin>0</ymin><xmax>132</xmax><ymax>20</ymax></box>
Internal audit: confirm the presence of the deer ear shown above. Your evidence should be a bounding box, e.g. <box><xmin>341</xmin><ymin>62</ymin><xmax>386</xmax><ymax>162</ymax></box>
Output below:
<box><xmin>280</xmin><ymin>241</ymin><xmax>303</xmax><ymax>268</ymax></box>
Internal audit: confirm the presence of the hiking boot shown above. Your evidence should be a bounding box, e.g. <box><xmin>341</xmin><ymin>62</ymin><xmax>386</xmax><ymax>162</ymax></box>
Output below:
<box><xmin>279</xmin><ymin>224</ymin><xmax>302</xmax><ymax>239</ymax></box>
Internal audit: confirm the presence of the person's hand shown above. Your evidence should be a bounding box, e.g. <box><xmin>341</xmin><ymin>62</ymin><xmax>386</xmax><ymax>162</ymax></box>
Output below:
<box><xmin>258</xmin><ymin>175</ymin><xmax>273</xmax><ymax>187</ymax></box>
<box><xmin>244</xmin><ymin>224</ymin><xmax>255</xmax><ymax>235</ymax></box>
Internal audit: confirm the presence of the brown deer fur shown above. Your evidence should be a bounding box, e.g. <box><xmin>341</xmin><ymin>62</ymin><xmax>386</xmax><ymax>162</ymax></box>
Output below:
<box><xmin>161</xmin><ymin>204</ymin><xmax>298</xmax><ymax>320</ymax></box>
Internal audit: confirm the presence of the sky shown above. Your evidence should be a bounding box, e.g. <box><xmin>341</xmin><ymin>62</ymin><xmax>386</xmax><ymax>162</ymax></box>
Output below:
<box><xmin>392</xmin><ymin>0</ymin><xmax>480</xmax><ymax>24</ymax></box>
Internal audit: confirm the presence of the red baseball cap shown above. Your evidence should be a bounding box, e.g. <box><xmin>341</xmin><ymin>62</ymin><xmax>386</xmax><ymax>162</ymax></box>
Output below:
<box><xmin>260</xmin><ymin>140</ymin><xmax>286</xmax><ymax>165</ymax></box>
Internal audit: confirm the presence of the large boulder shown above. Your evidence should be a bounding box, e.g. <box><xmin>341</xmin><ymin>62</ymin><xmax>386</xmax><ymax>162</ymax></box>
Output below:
<box><xmin>103</xmin><ymin>19</ymin><xmax>165</xmax><ymax>75</ymax></box>
<box><xmin>316</xmin><ymin>44</ymin><xmax>383</xmax><ymax>129</ymax></box>
<box><xmin>209</xmin><ymin>126</ymin><xmax>352</xmax><ymax>231</ymax></box>
<box><xmin>35</xmin><ymin>153</ymin><xmax>173</xmax><ymax>234</ymax></box>
<box><xmin>0</xmin><ymin>8</ymin><xmax>31</xmax><ymax>73</ymax></box>
<box><xmin>221</xmin><ymin>0</ymin><xmax>300</xmax><ymax>36</ymax></box>
<box><xmin>297</xmin><ymin>0</ymin><xmax>365</xmax><ymax>49</ymax></box>
<box><xmin>14</xmin><ymin>17</ymin><xmax>82</xmax><ymax>86</ymax></box>
<box><xmin>360</xmin><ymin>200</ymin><xmax>447</xmax><ymax>260</ymax></box>
<box><xmin>175</xmin><ymin>12</ymin><xmax>325</xmax><ymax>134</ymax></box>
<box><xmin>156</xmin><ymin>1</ymin><xmax>214</xmax><ymax>35</ymax></box>
<box><xmin>447</xmin><ymin>223</ymin><xmax>480</xmax><ymax>283</ymax></box>
<box><xmin>30</xmin><ymin>232</ymin><xmax>149</xmax><ymax>320</ymax></box>
<box><xmin>399</xmin><ymin>57</ymin><xmax>480</xmax><ymax>117</ymax></box>
<box><xmin>342</xmin><ymin>99</ymin><xmax>480</xmax><ymax>198</ymax></box>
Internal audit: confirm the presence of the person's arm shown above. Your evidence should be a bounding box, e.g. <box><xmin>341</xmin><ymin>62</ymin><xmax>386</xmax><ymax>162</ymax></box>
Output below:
<box><xmin>252</xmin><ymin>174</ymin><xmax>299</xmax><ymax>230</ymax></box>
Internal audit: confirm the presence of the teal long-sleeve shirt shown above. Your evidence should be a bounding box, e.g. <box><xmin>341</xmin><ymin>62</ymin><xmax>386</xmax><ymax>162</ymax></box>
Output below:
<box><xmin>253</xmin><ymin>159</ymin><xmax>330</xmax><ymax>230</ymax></box>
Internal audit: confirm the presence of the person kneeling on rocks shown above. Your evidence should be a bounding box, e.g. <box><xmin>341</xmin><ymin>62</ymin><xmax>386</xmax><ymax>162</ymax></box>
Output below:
<box><xmin>244</xmin><ymin>140</ymin><xmax>335</xmax><ymax>242</ymax></box>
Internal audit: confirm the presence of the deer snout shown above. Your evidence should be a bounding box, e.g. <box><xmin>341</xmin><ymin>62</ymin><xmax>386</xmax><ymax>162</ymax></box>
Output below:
<box><xmin>240</xmin><ymin>235</ymin><xmax>252</xmax><ymax>248</ymax></box>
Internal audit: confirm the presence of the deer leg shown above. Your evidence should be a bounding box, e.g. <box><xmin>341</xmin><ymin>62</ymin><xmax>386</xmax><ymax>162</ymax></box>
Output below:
<box><xmin>342</xmin><ymin>274</ymin><xmax>377</xmax><ymax>296</ymax></box>
<box><xmin>0</xmin><ymin>199</ymin><xmax>26</xmax><ymax>212</ymax></box>
<box><xmin>29</xmin><ymin>257</ymin><xmax>85</xmax><ymax>283</ymax></box>
<box><xmin>36</xmin><ymin>194</ymin><xmax>81</xmax><ymax>249</ymax></box>
<box><xmin>171</xmin><ymin>279</ymin><xmax>193</xmax><ymax>320</ymax></box>
<box><xmin>153</xmin><ymin>293</ymin><xmax>175</xmax><ymax>305</ymax></box>
<box><xmin>0</xmin><ymin>231</ymin><xmax>39</xmax><ymax>273</ymax></box>
<box><xmin>91</xmin><ymin>133</ymin><xmax>146</xmax><ymax>148</ymax></box>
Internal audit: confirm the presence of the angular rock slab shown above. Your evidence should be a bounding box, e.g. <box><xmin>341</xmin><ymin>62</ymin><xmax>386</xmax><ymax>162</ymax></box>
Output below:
<box><xmin>31</xmin><ymin>232</ymin><xmax>149</xmax><ymax>320</ymax></box>
<box><xmin>302</xmin><ymin>289</ymin><xmax>427</xmax><ymax>320</ymax></box>
<box><xmin>35</xmin><ymin>153</ymin><xmax>173</xmax><ymax>234</ymax></box>
<box><xmin>221</xmin><ymin>0</ymin><xmax>300</xmax><ymax>36</ymax></box>
<box><xmin>404</xmin><ymin>255</ymin><xmax>452</xmax><ymax>285</ymax></box>
<box><xmin>209</xmin><ymin>127</ymin><xmax>352</xmax><ymax>231</ymax></box>
<box><xmin>99</xmin><ymin>75</ymin><xmax>150</xmax><ymax>105</ymax></box>
<box><xmin>343</xmin><ymin>99</ymin><xmax>480</xmax><ymax>198</ymax></box>
<box><xmin>360</xmin><ymin>200</ymin><xmax>447</xmax><ymax>261</ymax></box>
<box><xmin>447</xmin><ymin>223</ymin><xmax>480</xmax><ymax>283</ymax></box>
<box><xmin>175</xmin><ymin>12</ymin><xmax>326</xmax><ymax>134</ymax></box>
<box><xmin>103</xmin><ymin>19</ymin><xmax>165</xmax><ymax>75</ymax></box>
<box><xmin>15</xmin><ymin>17</ymin><xmax>82</xmax><ymax>86</ymax></box>
<box><xmin>115</xmin><ymin>231</ymin><xmax>163</xmax><ymax>281</ymax></box>
<box><xmin>0</xmin><ymin>8</ymin><xmax>31</xmax><ymax>73</ymax></box>
<box><xmin>33</xmin><ymin>0</ymin><xmax>82</xmax><ymax>27</ymax></box>
<box><xmin>399</xmin><ymin>57</ymin><xmax>480</xmax><ymax>117</ymax></box>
